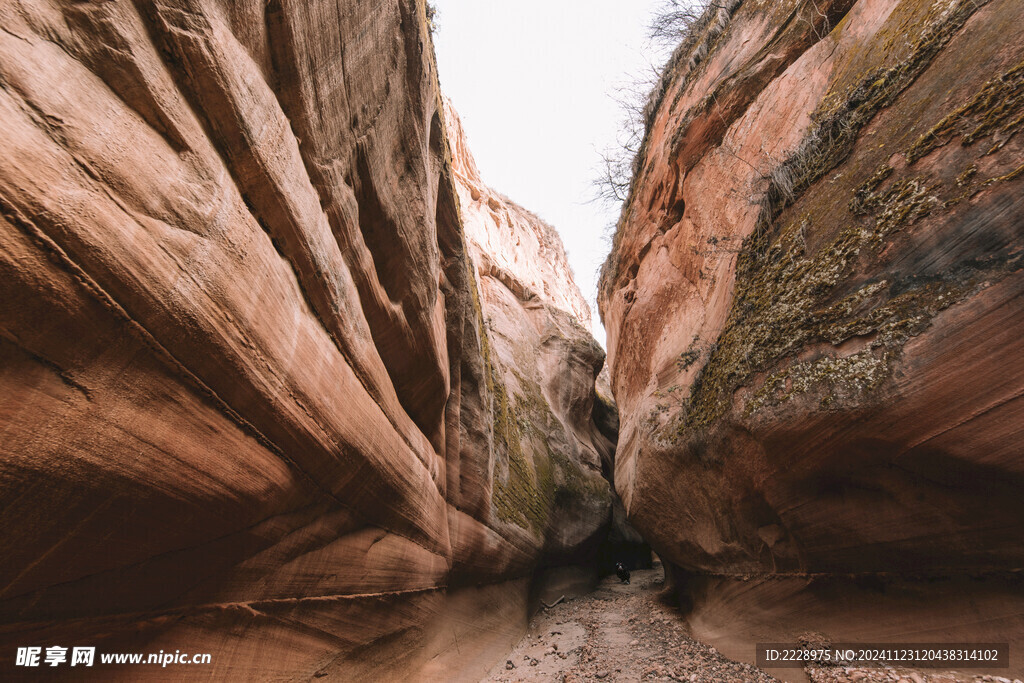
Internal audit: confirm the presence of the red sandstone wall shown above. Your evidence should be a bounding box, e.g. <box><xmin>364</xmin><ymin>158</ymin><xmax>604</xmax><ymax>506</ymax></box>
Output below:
<box><xmin>599</xmin><ymin>0</ymin><xmax>1024</xmax><ymax>669</ymax></box>
<box><xmin>0</xmin><ymin>0</ymin><xmax>609</xmax><ymax>678</ymax></box>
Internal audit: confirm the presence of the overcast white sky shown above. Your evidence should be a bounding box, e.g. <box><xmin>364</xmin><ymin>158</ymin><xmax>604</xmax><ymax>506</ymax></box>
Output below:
<box><xmin>432</xmin><ymin>0</ymin><xmax>668</xmax><ymax>347</ymax></box>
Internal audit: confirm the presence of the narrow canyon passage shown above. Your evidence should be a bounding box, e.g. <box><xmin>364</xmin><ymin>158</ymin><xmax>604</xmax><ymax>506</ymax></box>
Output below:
<box><xmin>0</xmin><ymin>0</ymin><xmax>1022</xmax><ymax>680</ymax></box>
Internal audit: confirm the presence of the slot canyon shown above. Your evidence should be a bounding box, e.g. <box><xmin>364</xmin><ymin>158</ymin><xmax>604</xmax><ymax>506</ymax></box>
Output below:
<box><xmin>0</xmin><ymin>0</ymin><xmax>1021</xmax><ymax>681</ymax></box>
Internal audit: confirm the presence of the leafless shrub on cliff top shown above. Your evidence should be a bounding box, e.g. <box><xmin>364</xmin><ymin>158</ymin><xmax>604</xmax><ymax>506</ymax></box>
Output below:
<box><xmin>648</xmin><ymin>0</ymin><xmax>712</xmax><ymax>51</ymax></box>
<box><xmin>593</xmin><ymin>3</ymin><xmax>697</xmax><ymax>206</ymax></box>
<box><xmin>652</xmin><ymin>1</ymin><xmax>739</xmax><ymax>77</ymax></box>
<box><xmin>594</xmin><ymin>75</ymin><xmax>657</xmax><ymax>204</ymax></box>
<box><xmin>594</xmin><ymin>149</ymin><xmax>635</xmax><ymax>204</ymax></box>
<box><xmin>592</xmin><ymin>1</ymin><xmax>741</xmax><ymax>210</ymax></box>
<box><xmin>425</xmin><ymin>2</ymin><xmax>438</xmax><ymax>34</ymax></box>
<box><xmin>597</xmin><ymin>0</ymin><xmax>745</xmax><ymax>295</ymax></box>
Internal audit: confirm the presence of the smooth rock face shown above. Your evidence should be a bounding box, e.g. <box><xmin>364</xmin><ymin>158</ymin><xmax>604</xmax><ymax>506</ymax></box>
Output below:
<box><xmin>0</xmin><ymin>0</ymin><xmax>609</xmax><ymax>678</ymax></box>
<box><xmin>445</xmin><ymin>100</ymin><xmax>613</xmax><ymax>567</ymax></box>
<box><xmin>445</xmin><ymin>98</ymin><xmax>594</xmax><ymax>331</ymax></box>
<box><xmin>599</xmin><ymin>0</ymin><xmax>1024</xmax><ymax>666</ymax></box>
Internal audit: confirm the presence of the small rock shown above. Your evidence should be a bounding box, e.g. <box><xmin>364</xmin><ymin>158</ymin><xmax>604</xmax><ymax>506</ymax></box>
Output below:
<box><xmin>630</xmin><ymin>639</ymin><xmax>639</xmax><ymax>646</ymax></box>
<box><xmin>595</xmin><ymin>671</ymin><xmax>609</xmax><ymax>679</ymax></box>
<box><xmin>908</xmin><ymin>674</ymin><xmax>925</xmax><ymax>683</ymax></box>
<box><xmin>505</xmin><ymin>660</ymin><xmax>515</xmax><ymax>670</ymax></box>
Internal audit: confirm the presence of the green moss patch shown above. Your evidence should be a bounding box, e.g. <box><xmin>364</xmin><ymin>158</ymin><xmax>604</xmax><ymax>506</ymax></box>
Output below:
<box><xmin>672</xmin><ymin>0</ymin><xmax>1021</xmax><ymax>434</ymax></box>
<box><xmin>908</xmin><ymin>57</ymin><xmax>1024</xmax><ymax>162</ymax></box>
<box><xmin>745</xmin><ymin>349</ymin><xmax>890</xmax><ymax>415</ymax></box>
<box><xmin>491</xmin><ymin>365</ymin><xmax>550</xmax><ymax>534</ymax></box>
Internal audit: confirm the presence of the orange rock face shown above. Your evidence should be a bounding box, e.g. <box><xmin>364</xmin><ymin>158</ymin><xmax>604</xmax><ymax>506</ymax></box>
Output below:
<box><xmin>0</xmin><ymin>0</ymin><xmax>609</xmax><ymax>678</ymax></box>
<box><xmin>599</xmin><ymin>0</ymin><xmax>1024</xmax><ymax>667</ymax></box>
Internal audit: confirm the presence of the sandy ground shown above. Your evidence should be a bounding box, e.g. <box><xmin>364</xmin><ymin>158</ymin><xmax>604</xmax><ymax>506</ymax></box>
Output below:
<box><xmin>482</xmin><ymin>568</ymin><xmax>774</xmax><ymax>682</ymax></box>
<box><xmin>482</xmin><ymin>568</ymin><xmax>1022</xmax><ymax>683</ymax></box>
<box><xmin>804</xmin><ymin>667</ymin><xmax>1022</xmax><ymax>683</ymax></box>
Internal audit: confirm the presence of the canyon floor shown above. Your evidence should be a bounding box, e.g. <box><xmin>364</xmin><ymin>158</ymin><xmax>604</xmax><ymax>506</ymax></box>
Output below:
<box><xmin>483</xmin><ymin>567</ymin><xmax>774</xmax><ymax>683</ymax></box>
<box><xmin>482</xmin><ymin>567</ymin><xmax>1018</xmax><ymax>683</ymax></box>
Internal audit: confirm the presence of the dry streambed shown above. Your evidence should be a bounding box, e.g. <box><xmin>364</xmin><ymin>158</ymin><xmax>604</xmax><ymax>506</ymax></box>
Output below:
<box><xmin>483</xmin><ymin>568</ymin><xmax>774</xmax><ymax>682</ymax></box>
<box><xmin>483</xmin><ymin>569</ymin><xmax>1020</xmax><ymax>683</ymax></box>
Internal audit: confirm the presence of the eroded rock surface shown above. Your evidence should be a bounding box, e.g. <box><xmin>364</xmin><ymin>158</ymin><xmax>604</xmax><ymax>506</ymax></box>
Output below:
<box><xmin>599</xmin><ymin>0</ymin><xmax>1024</xmax><ymax>672</ymax></box>
<box><xmin>0</xmin><ymin>0</ymin><xmax>609</xmax><ymax>678</ymax></box>
<box><xmin>445</xmin><ymin>98</ymin><xmax>593</xmax><ymax>332</ymax></box>
<box><xmin>445</xmin><ymin>100</ymin><xmax>613</xmax><ymax>568</ymax></box>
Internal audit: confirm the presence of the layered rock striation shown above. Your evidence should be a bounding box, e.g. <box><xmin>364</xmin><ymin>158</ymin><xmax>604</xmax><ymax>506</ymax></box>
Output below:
<box><xmin>0</xmin><ymin>0</ymin><xmax>609</xmax><ymax>678</ymax></box>
<box><xmin>445</xmin><ymin>100</ymin><xmax>613</xmax><ymax>568</ymax></box>
<box><xmin>599</xmin><ymin>0</ymin><xmax>1024</xmax><ymax>668</ymax></box>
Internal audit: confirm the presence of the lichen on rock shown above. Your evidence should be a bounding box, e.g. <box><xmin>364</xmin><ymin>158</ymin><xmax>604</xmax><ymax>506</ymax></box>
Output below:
<box><xmin>597</xmin><ymin>0</ymin><xmax>1024</xmax><ymax>656</ymax></box>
